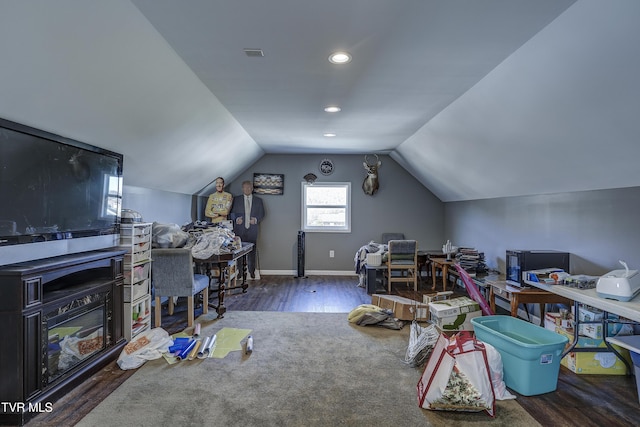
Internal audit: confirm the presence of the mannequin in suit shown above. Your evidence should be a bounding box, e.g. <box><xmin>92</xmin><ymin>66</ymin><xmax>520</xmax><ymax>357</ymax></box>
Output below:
<box><xmin>230</xmin><ymin>180</ymin><xmax>265</xmax><ymax>278</ymax></box>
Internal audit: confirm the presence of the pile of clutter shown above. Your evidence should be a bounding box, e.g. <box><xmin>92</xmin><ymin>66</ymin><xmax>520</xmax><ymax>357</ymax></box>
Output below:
<box><xmin>150</xmin><ymin>220</ymin><xmax>240</xmax><ymax>259</ymax></box>
<box><xmin>348</xmin><ymin>291</ymin><xmax>516</xmax><ymax>418</ymax></box>
<box><xmin>455</xmin><ymin>247</ymin><xmax>487</xmax><ymax>276</ymax></box>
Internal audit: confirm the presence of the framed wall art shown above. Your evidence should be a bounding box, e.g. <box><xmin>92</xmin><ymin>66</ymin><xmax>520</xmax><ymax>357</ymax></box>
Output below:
<box><xmin>253</xmin><ymin>173</ymin><xmax>284</xmax><ymax>195</ymax></box>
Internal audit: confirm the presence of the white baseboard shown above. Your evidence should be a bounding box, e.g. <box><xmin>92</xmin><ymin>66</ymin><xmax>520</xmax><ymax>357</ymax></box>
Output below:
<box><xmin>260</xmin><ymin>270</ymin><xmax>357</xmax><ymax>276</ymax></box>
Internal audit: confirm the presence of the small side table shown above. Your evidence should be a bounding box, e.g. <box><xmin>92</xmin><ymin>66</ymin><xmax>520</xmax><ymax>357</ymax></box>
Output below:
<box><xmin>365</xmin><ymin>264</ymin><xmax>387</xmax><ymax>295</ymax></box>
<box><xmin>431</xmin><ymin>258</ymin><xmax>456</xmax><ymax>291</ymax></box>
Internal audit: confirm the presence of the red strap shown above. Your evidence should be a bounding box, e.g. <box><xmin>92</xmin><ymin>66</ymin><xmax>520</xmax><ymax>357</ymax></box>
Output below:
<box><xmin>446</xmin><ymin>330</ymin><xmax>475</xmax><ymax>353</ymax></box>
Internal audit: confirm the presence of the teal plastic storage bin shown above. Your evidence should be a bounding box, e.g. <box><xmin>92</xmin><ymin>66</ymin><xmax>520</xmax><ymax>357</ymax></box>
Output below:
<box><xmin>471</xmin><ymin>315</ymin><xmax>568</xmax><ymax>396</ymax></box>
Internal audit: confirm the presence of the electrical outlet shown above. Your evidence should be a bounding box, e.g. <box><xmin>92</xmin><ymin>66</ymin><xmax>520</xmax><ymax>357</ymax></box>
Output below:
<box><xmin>329</xmin><ymin>250</ymin><xmax>335</xmax><ymax>258</ymax></box>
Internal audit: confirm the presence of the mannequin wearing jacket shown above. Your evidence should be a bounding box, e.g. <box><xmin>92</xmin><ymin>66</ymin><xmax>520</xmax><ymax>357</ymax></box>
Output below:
<box><xmin>230</xmin><ymin>180</ymin><xmax>265</xmax><ymax>278</ymax></box>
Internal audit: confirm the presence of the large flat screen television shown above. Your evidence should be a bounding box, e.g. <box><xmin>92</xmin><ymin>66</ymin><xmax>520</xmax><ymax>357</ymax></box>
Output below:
<box><xmin>0</xmin><ymin>117</ymin><xmax>123</xmax><ymax>266</ymax></box>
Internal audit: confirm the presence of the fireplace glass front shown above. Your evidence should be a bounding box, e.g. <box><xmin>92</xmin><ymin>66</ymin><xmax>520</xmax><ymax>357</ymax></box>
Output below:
<box><xmin>45</xmin><ymin>293</ymin><xmax>108</xmax><ymax>384</ymax></box>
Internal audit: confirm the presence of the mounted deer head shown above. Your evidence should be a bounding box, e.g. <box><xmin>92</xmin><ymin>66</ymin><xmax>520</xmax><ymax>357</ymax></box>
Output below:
<box><xmin>362</xmin><ymin>154</ymin><xmax>381</xmax><ymax>196</ymax></box>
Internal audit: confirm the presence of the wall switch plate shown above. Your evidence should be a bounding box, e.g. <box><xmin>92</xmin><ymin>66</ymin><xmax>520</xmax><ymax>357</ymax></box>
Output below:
<box><xmin>329</xmin><ymin>250</ymin><xmax>335</xmax><ymax>258</ymax></box>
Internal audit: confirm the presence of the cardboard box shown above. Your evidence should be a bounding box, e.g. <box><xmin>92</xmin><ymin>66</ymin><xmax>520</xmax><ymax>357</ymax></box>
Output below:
<box><xmin>422</xmin><ymin>291</ymin><xmax>453</xmax><ymax>305</ymax></box>
<box><xmin>578</xmin><ymin>323</ymin><xmax>604</xmax><ymax>340</ymax></box>
<box><xmin>371</xmin><ymin>294</ymin><xmax>429</xmax><ymax>321</ymax></box>
<box><xmin>544</xmin><ymin>312</ymin><xmax>562</xmax><ymax>331</ymax></box>
<box><xmin>556</xmin><ymin>327</ymin><xmax>631</xmax><ymax>375</ymax></box>
<box><xmin>575</xmin><ymin>308</ymin><xmax>634</xmax><ymax>339</ymax></box>
<box><xmin>577</xmin><ymin>305</ymin><xmax>603</xmax><ymax>322</ymax></box>
<box><xmin>578</xmin><ymin>322</ymin><xmax>635</xmax><ymax>340</ymax></box>
<box><xmin>428</xmin><ymin>296</ymin><xmax>479</xmax><ymax>317</ymax></box>
<box><xmin>429</xmin><ymin>297</ymin><xmax>482</xmax><ymax>332</ymax></box>
<box><xmin>431</xmin><ymin>310</ymin><xmax>482</xmax><ymax>332</ymax></box>
<box><xmin>545</xmin><ymin>312</ymin><xmax>571</xmax><ymax>330</ymax></box>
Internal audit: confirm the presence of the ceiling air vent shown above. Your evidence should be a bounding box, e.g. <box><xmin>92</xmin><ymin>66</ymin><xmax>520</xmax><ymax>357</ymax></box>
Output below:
<box><xmin>243</xmin><ymin>48</ymin><xmax>264</xmax><ymax>57</ymax></box>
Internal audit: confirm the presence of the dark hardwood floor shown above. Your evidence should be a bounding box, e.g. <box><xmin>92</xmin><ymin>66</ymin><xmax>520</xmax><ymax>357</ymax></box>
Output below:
<box><xmin>27</xmin><ymin>275</ymin><xmax>640</xmax><ymax>426</ymax></box>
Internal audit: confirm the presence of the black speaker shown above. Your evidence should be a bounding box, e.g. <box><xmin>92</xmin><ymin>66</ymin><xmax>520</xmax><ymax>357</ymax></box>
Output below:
<box><xmin>296</xmin><ymin>230</ymin><xmax>306</xmax><ymax>278</ymax></box>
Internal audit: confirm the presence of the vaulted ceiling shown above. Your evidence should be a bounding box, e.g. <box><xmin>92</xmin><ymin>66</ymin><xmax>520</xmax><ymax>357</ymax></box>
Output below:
<box><xmin>1</xmin><ymin>1</ymin><xmax>639</xmax><ymax>201</ymax></box>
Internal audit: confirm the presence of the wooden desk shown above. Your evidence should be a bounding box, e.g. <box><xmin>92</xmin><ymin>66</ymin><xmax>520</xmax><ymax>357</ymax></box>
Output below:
<box><xmin>488</xmin><ymin>280</ymin><xmax>572</xmax><ymax>324</ymax></box>
<box><xmin>431</xmin><ymin>258</ymin><xmax>455</xmax><ymax>291</ymax></box>
<box><xmin>194</xmin><ymin>242</ymin><xmax>253</xmax><ymax>318</ymax></box>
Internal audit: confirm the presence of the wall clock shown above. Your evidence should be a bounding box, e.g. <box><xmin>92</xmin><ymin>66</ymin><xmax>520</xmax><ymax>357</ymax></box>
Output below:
<box><xmin>319</xmin><ymin>158</ymin><xmax>334</xmax><ymax>175</ymax></box>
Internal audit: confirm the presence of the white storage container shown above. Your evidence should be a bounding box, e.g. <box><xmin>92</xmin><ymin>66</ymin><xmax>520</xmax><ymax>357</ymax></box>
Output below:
<box><xmin>366</xmin><ymin>252</ymin><xmax>382</xmax><ymax>266</ymax></box>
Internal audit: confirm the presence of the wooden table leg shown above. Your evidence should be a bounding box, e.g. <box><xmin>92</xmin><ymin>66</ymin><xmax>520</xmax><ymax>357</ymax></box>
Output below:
<box><xmin>217</xmin><ymin>264</ymin><xmax>227</xmax><ymax>318</ymax></box>
<box><xmin>431</xmin><ymin>262</ymin><xmax>437</xmax><ymax>290</ymax></box>
<box><xmin>442</xmin><ymin>264</ymin><xmax>449</xmax><ymax>292</ymax></box>
<box><xmin>203</xmin><ymin>262</ymin><xmax>224</xmax><ymax>318</ymax></box>
<box><xmin>240</xmin><ymin>253</ymin><xmax>249</xmax><ymax>292</ymax></box>
<box><xmin>511</xmin><ymin>294</ymin><xmax>519</xmax><ymax>317</ymax></box>
<box><xmin>489</xmin><ymin>287</ymin><xmax>497</xmax><ymax>314</ymax></box>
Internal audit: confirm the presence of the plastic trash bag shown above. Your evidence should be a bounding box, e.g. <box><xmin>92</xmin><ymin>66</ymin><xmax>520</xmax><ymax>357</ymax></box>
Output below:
<box><xmin>117</xmin><ymin>328</ymin><xmax>173</xmax><ymax>370</ymax></box>
<box><xmin>152</xmin><ymin>222</ymin><xmax>189</xmax><ymax>248</ymax></box>
<box><xmin>483</xmin><ymin>342</ymin><xmax>516</xmax><ymax>400</ymax></box>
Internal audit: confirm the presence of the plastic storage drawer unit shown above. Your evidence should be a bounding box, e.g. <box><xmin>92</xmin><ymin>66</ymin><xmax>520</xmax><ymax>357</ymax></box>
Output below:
<box><xmin>471</xmin><ymin>315</ymin><xmax>568</xmax><ymax>396</ymax></box>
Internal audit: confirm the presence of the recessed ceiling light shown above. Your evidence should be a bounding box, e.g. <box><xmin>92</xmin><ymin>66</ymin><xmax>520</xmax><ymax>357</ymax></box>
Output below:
<box><xmin>328</xmin><ymin>51</ymin><xmax>352</xmax><ymax>64</ymax></box>
<box><xmin>324</xmin><ymin>106</ymin><xmax>341</xmax><ymax>113</ymax></box>
<box><xmin>323</xmin><ymin>133</ymin><xmax>337</xmax><ymax>137</ymax></box>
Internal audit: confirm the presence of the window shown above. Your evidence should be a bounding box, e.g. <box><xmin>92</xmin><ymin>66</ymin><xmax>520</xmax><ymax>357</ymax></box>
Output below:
<box><xmin>101</xmin><ymin>174</ymin><xmax>122</xmax><ymax>218</ymax></box>
<box><xmin>302</xmin><ymin>182</ymin><xmax>351</xmax><ymax>232</ymax></box>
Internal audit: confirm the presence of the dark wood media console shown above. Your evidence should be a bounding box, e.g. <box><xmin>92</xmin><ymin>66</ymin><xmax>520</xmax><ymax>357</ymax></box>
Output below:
<box><xmin>0</xmin><ymin>249</ymin><xmax>127</xmax><ymax>426</ymax></box>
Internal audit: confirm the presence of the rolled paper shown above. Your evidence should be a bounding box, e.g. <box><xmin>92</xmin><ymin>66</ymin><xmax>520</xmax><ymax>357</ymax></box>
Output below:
<box><xmin>169</xmin><ymin>336</ymin><xmax>192</xmax><ymax>354</ymax></box>
<box><xmin>197</xmin><ymin>337</ymin><xmax>211</xmax><ymax>359</ymax></box>
<box><xmin>246</xmin><ymin>335</ymin><xmax>253</xmax><ymax>354</ymax></box>
<box><xmin>194</xmin><ymin>323</ymin><xmax>201</xmax><ymax>337</ymax></box>
<box><xmin>203</xmin><ymin>334</ymin><xmax>217</xmax><ymax>355</ymax></box>
<box><xmin>187</xmin><ymin>340</ymin><xmax>201</xmax><ymax>360</ymax></box>
<box><xmin>176</xmin><ymin>339</ymin><xmax>196</xmax><ymax>361</ymax></box>
<box><xmin>168</xmin><ymin>344</ymin><xmax>182</xmax><ymax>353</ymax></box>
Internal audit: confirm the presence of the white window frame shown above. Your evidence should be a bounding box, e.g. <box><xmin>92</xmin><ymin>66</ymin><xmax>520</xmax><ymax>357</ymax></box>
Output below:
<box><xmin>101</xmin><ymin>174</ymin><xmax>122</xmax><ymax>218</ymax></box>
<box><xmin>301</xmin><ymin>182</ymin><xmax>351</xmax><ymax>233</ymax></box>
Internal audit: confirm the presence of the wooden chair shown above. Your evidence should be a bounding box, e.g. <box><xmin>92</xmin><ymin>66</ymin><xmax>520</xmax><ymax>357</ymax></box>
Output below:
<box><xmin>386</xmin><ymin>240</ymin><xmax>418</xmax><ymax>293</ymax></box>
<box><xmin>151</xmin><ymin>248</ymin><xmax>209</xmax><ymax>328</ymax></box>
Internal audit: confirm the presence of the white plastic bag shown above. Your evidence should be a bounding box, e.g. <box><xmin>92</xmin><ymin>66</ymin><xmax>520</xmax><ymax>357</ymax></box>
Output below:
<box><xmin>152</xmin><ymin>222</ymin><xmax>189</xmax><ymax>248</ymax></box>
<box><xmin>483</xmin><ymin>342</ymin><xmax>516</xmax><ymax>400</ymax></box>
<box><xmin>117</xmin><ymin>328</ymin><xmax>173</xmax><ymax>370</ymax></box>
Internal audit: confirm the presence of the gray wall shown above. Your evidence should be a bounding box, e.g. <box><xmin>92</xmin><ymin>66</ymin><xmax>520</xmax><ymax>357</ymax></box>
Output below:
<box><xmin>444</xmin><ymin>187</ymin><xmax>640</xmax><ymax>276</ymax></box>
<box><xmin>123</xmin><ymin>185</ymin><xmax>192</xmax><ymax>225</ymax></box>
<box><xmin>201</xmin><ymin>154</ymin><xmax>445</xmax><ymax>272</ymax></box>
<box><xmin>119</xmin><ymin>164</ymin><xmax>640</xmax><ymax>277</ymax></box>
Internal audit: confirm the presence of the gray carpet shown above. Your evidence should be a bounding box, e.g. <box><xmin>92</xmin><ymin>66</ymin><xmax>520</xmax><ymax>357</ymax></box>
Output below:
<box><xmin>77</xmin><ymin>311</ymin><xmax>540</xmax><ymax>427</ymax></box>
